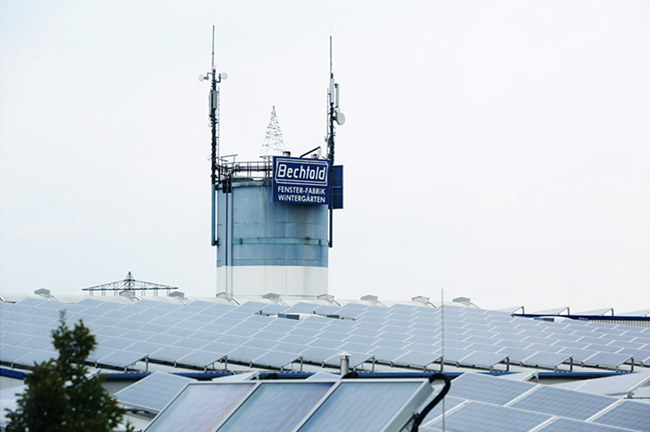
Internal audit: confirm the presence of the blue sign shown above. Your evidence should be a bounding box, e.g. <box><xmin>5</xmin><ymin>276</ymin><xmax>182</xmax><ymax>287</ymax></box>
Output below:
<box><xmin>272</xmin><ymin>156</ymin><xmax>330</xmax><ymax>205</ymax></box>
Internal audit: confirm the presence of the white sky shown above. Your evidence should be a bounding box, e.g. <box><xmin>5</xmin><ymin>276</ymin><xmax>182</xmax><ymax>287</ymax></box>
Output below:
<box><xmin>1</xmin><ymin>0</ymin><xmax>649</xmax><ymax>313</ymax></box>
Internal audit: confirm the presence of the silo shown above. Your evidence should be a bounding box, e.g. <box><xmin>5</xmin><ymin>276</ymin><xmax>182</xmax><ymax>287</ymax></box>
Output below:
<box><xmin>216</xmin><ymin>169</ymin><xmax>329</xmax><ymax>297</ymax></box>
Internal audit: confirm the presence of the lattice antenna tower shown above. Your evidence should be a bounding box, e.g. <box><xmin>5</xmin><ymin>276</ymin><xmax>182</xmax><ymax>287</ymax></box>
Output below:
<box><xmin>260</xmin><ymin>106</ymin><xmax>286</xmax><ymax>160</ymax></box>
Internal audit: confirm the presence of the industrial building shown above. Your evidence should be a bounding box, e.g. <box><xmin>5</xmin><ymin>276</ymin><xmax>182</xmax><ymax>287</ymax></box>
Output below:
<box><xmin>2</xmin><ymin>38</ymin><xmax>650</xmax><ymax>431</ymax></box>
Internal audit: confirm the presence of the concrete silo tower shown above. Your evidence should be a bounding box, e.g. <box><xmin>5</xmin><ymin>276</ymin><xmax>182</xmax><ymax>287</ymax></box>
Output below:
<box><xmin>201</xmin><ymin>33</ymin><xmax>344</xmax><ymax>298</ymax></box>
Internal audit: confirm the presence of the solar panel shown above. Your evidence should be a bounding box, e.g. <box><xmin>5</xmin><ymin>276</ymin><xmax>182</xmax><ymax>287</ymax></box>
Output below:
<box><xmin>98</xmin><ymin>351</ymin><xmax>145</xmax><ymax>368</ymax></box>
<box><xmin>227</xmin><ymin>346</ymin><xmax>267</xmax><ymax>364</ymax></box>
<box><xmin>521</xmin><ymin>352</ymin><xmax>572</xmax><ymax>369</ymax></box>
<box><xmin>252</xmin><ymin>351</ymin><xmax>301</xmax><ymax>370</ymax></box>
<box><xmin>273</xmin><ymin>342</ymin><xmax>307</xmax><ymax>355</ymax></box>
<box><xmin>301</xmin><ymin>346</ymin><xmax>340</xmax><ymax>364</ymax></box>
<box><xmin>115</xmin><ymin>372</ymin><xmax>194</xmax><ymax>412</ymax></box>
<box><xmin>371</xmin><ymin>347</ymin><xmax>407</xmax><ymax>363</ymax></box>
<box><xmin>458</xmin><ymin>352</ymin><xmax>509</xmax><ymax>370</ymax></box>
<box><xmin>98</xmin><ymin>337</ymin><xmax>135</xmax><ymax>350</ymax></box>
<box><xmin>534</xmin><ymin>417</ymin><xmax>624</xmax><ymax>432</ymax></box>
<box><xmin>297</xmin><ymin>380</ymin><xmax>431</xmax><ymax>432</ymax></box>
<box><xmin>510</xmin><ymin>385</ymin><xmax>616</xmax><ymax>420</ymax></box>
<box><xmin>592</xmin><ymin>400</ymin><xmax>650</xmax><ymax>431</ymax></box>
<box><xmin>392</xmin><ymin>351</ymin><xmax>441</xmax><ymax>368</ymax></box>
<box><xmin>176</xmin><ymin>350</ymin><xmax>227</xmax><ymax>369</ymax></box>
<box><xmin>15</xmin><ymin>350</ymin><xmax>56</xmax><ymax>366</ymax></box>
<box><xmin>583</xmin><ymin>352</ymin><xmax>633</xmax><ymax>370</ymax></box>
<box><xmin>150</xmin><ymin>346</ymin><xmax>192</xmax><ymax>363</ymax></box>
<box><xmin>242</xmin><ymin>338</ymin><xmax>280</xmax><ymax>350</ymax></box>
<box><xmin>218</xmin><ymin>382</ymin><xmax>334</xmax><ymax>432</ymax></box>
<box><xmin>447</xmin><ymin>373</ymin><xmax>534</xmax><ymax>406</ymax></box>
<box><xmin>427</xmin><ymin>401</ymin><xmax>551</xmax><ymax>432</ymax></box>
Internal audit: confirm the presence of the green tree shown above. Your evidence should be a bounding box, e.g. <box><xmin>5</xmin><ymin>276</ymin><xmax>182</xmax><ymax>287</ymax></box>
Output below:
<box><xmin>6</xmin><ymin>312</ymin><xmax>130</xmax><ymax>432</ymax></box>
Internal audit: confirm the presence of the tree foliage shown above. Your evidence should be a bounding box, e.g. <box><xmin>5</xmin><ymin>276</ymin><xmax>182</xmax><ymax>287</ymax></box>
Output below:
<box><xmin>6</xmin><ymin>312</ymin><xmax>129</xmax><ymax>432</ymax></box>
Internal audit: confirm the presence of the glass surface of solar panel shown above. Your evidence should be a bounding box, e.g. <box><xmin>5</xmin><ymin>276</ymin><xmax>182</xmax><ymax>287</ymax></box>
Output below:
<box><xmin>218</xmin><ymin>382</ymin><xmax>334</xmax><ymax>432</ymax></box>
<box><xmin>419</xmin><ymin>395</ymin><xmax>466</xmax><ymax>426</ymax></box>
<box><xmin>99</xmin><ymin>350</ymin><xmax>145</xmax><ymax>368</ymax></box>
<box><xmin>370</xmin><ymin>346</ymin><xmax>406</xmax><ymax>363</ymax></box>
<box><xmin>592</xmin><ymin>399</ymin><xmax>650</xmax><ymax>431</ymax></box>
<box><xmin>23</xmin><ymin>316</ymin><xmax>56</xmax><ymax>327</ymax></box>
<box><xmin>2</xmin><ymin>322</ymin><xmax>32</xmax><ymax>334</ymax></box>
<box><xmin>347</xmin><ymin>328</ymin><xmax>380</xmax><ymax>339</ymax></box>
<box><xmin>308</xmin><ymin>337</ymin><xmax>344</xmax><ymax>350</ymax></box>
<box><xmin>254</xmin><ymin>329</ymin><xmax>291</xmax><ymax>341</ymax></box>
<box><xmin>583</xmin><ymin>352</ymin><xmax>632</xmax><ymax>368</ymax></box>
<box><xmin>442</xmin><ymin>339</ymin><xmax>472</xmax><ymax>349</ymax></box>
<box><xmin>586</xmin><ymin>344</ymin><xmax>620</xmax><ymax>353</ymax></box>
<box><xmin>298</xmin><ymin>380</ymin><xmax>427</xmax><ymax>432</ymax></box>
<box><xmin>114</xmin><ymin>320</ymin><xmax>145</xmax><ymax>330</ymax></box>
<box><xmin>405</xmin><ymin>342</ymin><xmax>440</xmax><ymax>353</ymax></box>
<box><xmin>1</xmin><ymin>332</ymin><xmax>27</xmax><ymax>345</ymax></box>
<box><xmin>177</xmin><ymin>350</ymin><xmax>226</xmax><ymax>368</ymax></box>
<box><xmin>86</xmin><ymin>346</ymin><xmax>115</xmax><ymax>362</ymax></box>
<box><xmin>146</xmin><ymin>334</ymin><xmax>181</xmax><ymax>345</ymax></box>
<box><xmin>138</xmin><ymin>324</ymin><xmax>169</xmax><ymax>334</ymax></box>
<box><xmin>393</xmin><ymin>351</ymin><xmax>441</xmax><ymax>368</ymax></box>
<box><xmin>316</xmin><ymin>331</ymin><xmax>349</xmax><ymax>342</ymax></box>
<box><xmin>144</xmin><ymin>382</ymin><xmax>255</xmax><ymax>432</ymax></box>
<box><xmin>450</xmin><ymin>373</ymin><xmax>534</xmax><ymax>405</ymax></box>
<box><xmin>242</xmin><ymin>338</ymin><xmax>280</xmax><ymax>350</ymax></box>
<box><xmin>227</xmin><ymin>346</ymin><xmax>267</xmax><ymax>363</ymax></box>
<box><xmin>172</xmin><ymin>338</ymin><xmax>207</xmax><ymax>350</ymax></box>
<box><xmin>196</xmin><ymin>323</ymin><xmax>231</xmax><ymax>336</ymax></box>
<box><xmin>224</xmin><ymin>326</ymin><xmax>259</xmax><ymax>337</ymax></box>
<box><xmin>217</xmin><ymin>334</ymin><xmax>250</xmax><ymax>345</ymax></box>
<box><xmin>459</xmin><ymin>351</ymin><xmax>508</xmax><ymax>368</ymax></box>
<box><xmin>428</xmin><ymin>401</ymin><xmax>552</xmax><ymax>432</ymax></box>
<box><xmin>278</xmin><ymin>334</ymin><xmax>313</xmax><ymax>346</ymax></box>
<box><xmin>558</xmin><ymin>347</ymin><xmax>598</xmax><ymax>363</ymax></box>
<box><xmin>0</xmin><ymin>345</ymin><xmax>33</xmax><ymax>363</ymax></box>
<box><xmin>124</xmin><ymin>341</ymin><xmax>165</xmax><ymax>356</ymax></box>
<box><xmin>301</xmin><ymin>346</ymin><xmax>339</xmax><ymax>363</ymax></box>
<box><xmin>15</xmin><ymin>350</ymin><xmax>56</xmax><ymax>366</ymax></box>
<box><xmin>511</xmin><ymin>385</ymin><xmax>616</xmax><ymax>420</ymax></box>
<box><xmin>537</xmin><ymin>417</ymin><xmax>633</xmax><ymax>432</ymax></box>
<box><xmin>202</xmin><ymin>341</ymin><xmax>238</xmax><ymax>355</ymax></box>
<box><xmin>98</xmin><ymin>337</ymin><xmax>135</xmax><ymax>350</ymax></box>
<box><xmin>252</xmin><ymin>351</ymin><xmax>301</xmax><ymax>369</ymax></box>
<box><xmin>149</xmin><ymin>346</ymin><xmax>192</xmax><ymax>363</ymax></box>
<box><xmin>521</xmin><ymin>351</ymin><xmax>571</xmax><ymax>368</ymax></box>
<box><xmin>273</xmin><ymin>342</ymin><xmax>307</xmax><ymax>355</ymax></box>
<box><xmin>526</xmin><ymin>343</ymin><xmax>564</xmax><ymax>353</ymax></box>
<box><xmin>467</xmin><ymin>343</ymin><xmax>503</xmax><ymax>354</ymax></box>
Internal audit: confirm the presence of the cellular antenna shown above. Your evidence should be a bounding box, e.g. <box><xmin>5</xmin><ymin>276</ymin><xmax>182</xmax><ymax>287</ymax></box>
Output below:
<box><xmin>200</xmin><ymin>25</ymin><xmax>227</xmax><ymax>247</ymax></box>
<box><xmin>326</xmin><ymin>36</ymin><xmax>345</xmax><ymax>247</ymax></box>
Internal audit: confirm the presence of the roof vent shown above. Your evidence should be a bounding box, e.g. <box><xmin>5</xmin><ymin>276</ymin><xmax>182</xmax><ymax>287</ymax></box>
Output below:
<box><xmin>412</xmin><ymin>296</ymin><xmax>432</xmax><ymax>306</ymax></box>
<box><xmin>263</xmin><ymin>293</ymin><xmax>281</xmax><ymax>300</ymax></box>
<box><xmin>169</xmin><ymin>291</ymin><xmax>185</xmax><ymax>298</ymax></box>
<box><xmin>360</xmin><ymin>295</ymin><xmax>378</xmax><ymax>302</ymax></box>
<box><xmin>34</xmin><ymin>288</ymin><xmax>51</xmax><ymax>297</ymax></box>
<box><xmin>119</xmin><ymin>289</ymin><xmax>135</xmax><ymax>298</ymax></box>
<box><xmin>453</xmin><ymin>297</ymin><xmax>472</xmax><ymax>305</ymax></box>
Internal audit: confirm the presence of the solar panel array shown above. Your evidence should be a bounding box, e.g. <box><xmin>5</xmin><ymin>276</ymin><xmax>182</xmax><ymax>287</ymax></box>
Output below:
<box><xmin>420</xmin><ymin>373</ymin><xmax>650</xmax><ymax>432</ymax></box>
<box><xmin>143</xmin><ymin>378</ymin><xmax>432</xmax><ymax>432</ymax></box>
<box><xmin>1</xmin><ymin>298</ymin><xmax>650</xmax><ymax>374</ymax></box>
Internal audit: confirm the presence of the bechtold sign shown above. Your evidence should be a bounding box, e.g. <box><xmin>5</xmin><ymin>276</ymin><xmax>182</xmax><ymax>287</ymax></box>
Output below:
<box><xmin>272</xmin><ymin>156</ymin><xmax>330</xmax><ymax>205</ymax></box>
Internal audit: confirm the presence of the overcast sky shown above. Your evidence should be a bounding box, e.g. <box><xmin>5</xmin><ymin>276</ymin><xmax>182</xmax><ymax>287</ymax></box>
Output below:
<box><xmin>1</xmin><ymin>0</ymin><xmax>649</xmax><ymax>313</ymax></box>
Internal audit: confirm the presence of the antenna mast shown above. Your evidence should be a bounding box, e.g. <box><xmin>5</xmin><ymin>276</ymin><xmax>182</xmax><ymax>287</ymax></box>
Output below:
<box><xmin>326</xmin><ymin>36</ymin><xmax>345</xmax><ymax>247</ymax></box>
<box><xmin>200</xmin><ymin>25</ymin><xmax>227</xmax><ymax>247</ymax></box>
